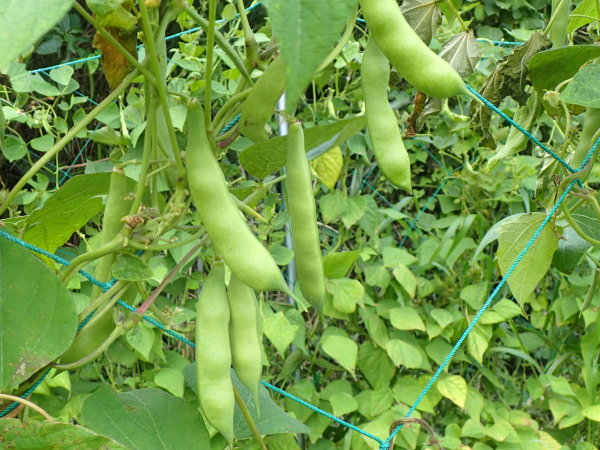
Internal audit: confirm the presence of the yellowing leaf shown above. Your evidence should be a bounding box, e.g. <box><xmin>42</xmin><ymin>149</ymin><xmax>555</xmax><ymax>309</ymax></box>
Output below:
<box><xmin>437</xmin><ymin>375</ymin><xmax>467</xmax><ymax>408</ymax></box>
<box><xmin>313</xmin><ymin>146</ymin><xmax>343</xmax><ymax>191</ymax></box>
<box><xmin>497</xmin><ymin>213</ymin><xmax>559</xmax><ymax>306</ymax></box>
<box><xmin>93</xmin><ymin>27</ymin><xmax>138</xmax><ymax>90</ymax></box>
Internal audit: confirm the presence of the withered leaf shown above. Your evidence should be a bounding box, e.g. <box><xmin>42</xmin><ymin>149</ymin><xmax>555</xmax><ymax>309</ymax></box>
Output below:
<box><xmin>93</xmin><ymin>28</ymin><xmax>138</xmax><ymax>91</ymax></box>
<box><xmin>417</xmin><ymin>31</ymin><xmax>482</xmax><ymax>129</ymax></box>
<box><xmin>401</xmin><ymin>0</ymin><xmax>442</xmax><ymax>46</ymax></box>
<box><xmin>469</xmin><ymin>31</ymin><xmax>551</xmax><ymax>149</ymax></box>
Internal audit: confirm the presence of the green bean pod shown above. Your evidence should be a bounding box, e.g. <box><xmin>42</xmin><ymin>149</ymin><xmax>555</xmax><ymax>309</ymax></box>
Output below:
<box><xmin>361</xmin><ymin>40</ymin><xmax>412</xmax><ymax>193</ymax></box>
<box><xmin>186</xmin><ymin>100</ymin><xmax>292</xmax><ymax>294</ymax></box>
<box><xmin>195</xmin><ymin>263</ymin><xmax>235</xmax><ymax>444</ymax></box>
<box><xmin>285</xmin><ymin>122</ymin><xmax>326</xmax><ymax>314</ymax></box>
<box><xmin>61</xmin><ymin>168</ymin><xmax>131</xmax><ymax>364</ymax></box>
<box><xmin>239</xmin><ymin>56</ymin><xmax>286</xmax><ymax>143</ymax></box>
<box><xmin>360</xmin><ymin>0</ymin><xmax>470</xmax><ymax>99</ymax></box>
<box><xmin>548</xmin><ymin>0</ymin><xmax>572</xmax><ymax>48</ymax></box>
<box><xmin>572</xmin><ymin>107</ymin><xmax>600</xmax><ymax>173</ymax></box>
<box><xmin>581</xmin><ymin>268</ymin><xmax>600</xmax><ymax>316</ymax></box>
<box><xmin>227</xmin><ymin>273</ymin><xmax>262</xmax><ymax>414</ymax></box>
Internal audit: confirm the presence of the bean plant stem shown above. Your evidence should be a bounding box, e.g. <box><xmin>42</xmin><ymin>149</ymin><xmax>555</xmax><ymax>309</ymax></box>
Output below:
<box><xmin>138</xmin><ymin>0</ymin><xmax>186</xmax><ymax>180</ymax></box>
<box><xmin>316</xmin><ymin>7</ymin><xmax>359</xmax><ymax>73</ymax></box>
<box><xmin>0</xmin><ymin>70</ymin><xmax>139</xmax><ymax>216</ymax></box>
<box><xmin>443</xmin><ymin>0</ymin><xmax>469</xmax><ymax>32</ymax></box>
<box><xmin>130</xmin><ymin>101</ymin><xmax>157</xmax><ymax>215</ymax></box>
<box><xmin>543</xmin><ymin>0</ymin><xmax>567</xmax><ymax>35</ymax></box>
<box><xmin>205</xmin><ymin>0</ymin><xmax>218</xmax><ymax>133</ymax></box>
<box><xmin>233</xmin><ymin>387</ymin><xmax>268</xmax><ymax>450</ymax></box>
<box><xmin>73</xmin><ymin>3</ymin><xmax>158</xmax><ymax>89</ymax></box>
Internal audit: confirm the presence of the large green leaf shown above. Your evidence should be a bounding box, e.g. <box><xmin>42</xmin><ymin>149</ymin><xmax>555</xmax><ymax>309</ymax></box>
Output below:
<box><xmin>552</xmin><ymin>227</ymin><xmax>590</xmax><ymax>274</ymax></box>
<box><xmin>182</xmin><ymin>365</ymin><xmax>310</xmax><ymax>438</ymax></box>
<box><xmin>0</xmin><ymin>238</ymin><xmax>77</xmax><ymax>392</ymax></box>
<box><xmin>571</xmin><ymin>204</ymin><xmax>600</xmax><ymax>242</ymax></box>
<box><xmin>260</xmin><ymin>0</ymin><xmax>359</xmax><ymax>113</ymax></box>
<box><xmin>23</xmin><ymin>174</ymin><xmax>115</xmax><ymax>254</ymax></box>
<box><xmin>0</xmin><ymin>418</ymin><xmax>127</xmax><ymax>449</ymax></box>
<box><xmin>567</xmin><ymin>0</ymin><xmax>599</xmax><ymax>33</ymax></box>
<box><xmin>497</xmin><ymin>213</ymin><xmax>559</xmax><ymax>306</ymax></box>
<box><xmin>560</xmin><ymin>64</ymin><xmax>600</xmax><ymax>108</ymax></box>
<box><xmin>529</xmin><ymin>45</ymin><xmax>600</xmax><ymax>96</ymax></box>
<box><xmin>82</xmin><ymin>386</ymin><xmax>210</xmax><ymax>450</ymax></box>
<box><xmin>239</xmin><ymin>117</ymin><xmax>366</xmax><ymax>178</ymax></box>
<box><xmin>0</xmin><ymin>0</ymin><xmax>75</xmax><ymax>70</ymax></box>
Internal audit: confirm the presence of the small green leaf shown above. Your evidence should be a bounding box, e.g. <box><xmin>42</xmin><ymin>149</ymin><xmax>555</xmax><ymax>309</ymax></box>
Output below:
<box><xmin>330</xmin><ymin>392</ymin><xmax>358</xmax><ymax>416</ymax></box>
<box><xmin>30</xmin><ymin>134</ymin><xmax>55</xmax><ymax>152</ymax></box>
<box><xmin>568</xmin><ymin>0</ymin><xmax>598</xmax><ymax>33</ymax></box>
<box><xmin>327</xmin><ymin>277</ymin><xmax>364</xmax><ymax>313</ymax></box>
<box><xmin>261</xmin><ymin>0</ymin><xmax>359</xmax><ymax>113</ymax></box>
<box><xmin>313</xmin><ymin>146</ymin><xmax>343</xmax><ymax>191</ymax></box>
<box><xmin>113</xmin><ymin>253</ymin><xmax>154</xmax><ymax>281</ymax></box>
<box><xmin>126</xmin><ymin>322</ymin><xmax>155</xmax><ymax>360</ymax></box>
<box><xmin>552</xmin><ymin>227</ymin><xmax>590</xmax><ymax>274</ymax></box>
<box><xmin>2</xmin><ymin>135</ymin><xmax>27</xmax><ymax>161</ymax></box>
<box><xmin>263</xmin><ymin>312</ymin><xmax>299</xmax><ymax>356</ymax></box>
<box><xmin>386</xmin><ymin>339</ymin><xmax>423</xmax><ymax>368</ymax></box>
<box><xmin>582</xmin><ymin>405</ymin><xmax>600</xmax><ymax>422</ymax></box>
<box><xmin>341</xmin><ymin>196</ymin><xmax>367</xmax><ymax>228</ymax></box>
<box><xmin>154</xmin><ymin>368</ymin><xmax>184</xmax><ymax>397</ymax></box>
<box><xmin>323</xmin><ymin>251</ymin><xmax>361</xmax><ymax>279</ymax></box>
<box><xmin>497</xmin><ymin>213</ymin><xmax>559</xmax><ymax>306</ymax></box>
<box><xmin>392</xmin><ymin>263</ymin><xmax>418</xmax><ymax>298</ymax></box>
<box><xmin>389</xmin><ymin>307</ymin><xmax>426</xmax><ymax>332</ymax></box>
<box><xmin>269</xmin><ymin>245</ymin><xmax>295</xmax><ymax>266</ymax></box>
<box><xmin>321</xmin><ymin>328</ymin><xmax>357</xmax><ymax>373</ymax></box>
<box><xmin>560</xmin><ymin>64</ymin><xmax>600</xmax><ymax>108</ymax></box>
<box><xmin>357</xmin><ymin>341</ymin><xmax>396</xmax><ymax>388</ymax></box>
<box><xmin>437</xmin><ymin>375</ymin><xmax>467</xmax><ymax>408</ymax></box>
<box><xmin>49</xmin><ymin>65</ymin><xmax>74</xmax><ymax>85</ymax></box>
<box><xmin>365</xmin><ymin>263</ymin><xmax>391</xmax><ymax>289</ymax></box>
<box><xmin>320</xmin><ymin>190</ymin><xmax>347</xmax><ymax>223</ymax></box>
<box><xmin>0</xmin><ymin>418</ymin><xmax>127</xmax><ymax>449</ymax></box>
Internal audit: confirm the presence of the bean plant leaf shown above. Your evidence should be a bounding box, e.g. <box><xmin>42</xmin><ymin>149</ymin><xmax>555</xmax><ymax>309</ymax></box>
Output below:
<box><xmin>552</xmin><ymin>227</ymin><xmax>590</xmax><ymax>274</ymax></box>
<box><xmin>22</xmin><ymin>174</ymin><xmax>113</xmax><ymax>255</ymax></box>
<box><xmin>0</xmin><ymin>237</ymin><xmax>77</xmax><ymax>391</ymax></box>
<box><xmin>437</xmin><ymin>375</ymin><xmax>468</xmax><ymax>409</ymax></box>
<box><xmin>327</xmin><ymin>277</ymin><xmax>364</xmax><ymax>313</ymax></box>
<box><xmin>0</xmin><ymin>0</ymin><xmax>76</xmax><ymax>70</ymax></box>
<box><xmin>470</xmin><ymin>32</ymin><xmax>552</xmax><ymax>149</ymax></box>
<box><xmin>0</xmin><ymin>418</ymin><xmax>127</xmax><ymax>449</ymax></box>
<box><xmin>113</xmin><ymin>254</ymin><xmax>154</xmax><ymax>281</ymax></box>
<box><xmin>497</xmin><ymin>213</ymin><xmax>559</xmax><ymax>306</ymax></box>
<box><xmin>560</xmin><ymin>64</ymin><xmax>600</xmax><ymax>108</ymax></box>
<box><xmin>313</xmin><ymin>146</ymin><xmax>344</xmax><ymax>191</ymax></box>
<box><xmin>263</xmin><ymin>311</ymin><xmax>299</xmax><ymax>356</ymax></box>
<box><xmin>323</xmin><ymin>251</ymin><xmax>361</xmax><ymax>279</ymax></box>
<box><xmin>83</xmin><ymin>386</ymin><xmax>210</xmax><ymax>450</ymax></box>
<box><xmin>400</xmin><ymin>0</ymin><xmax>442</xmax><ymax>46</ymax></box>
<box><xmin>567</xmin><ymin>0</ymin><xmax>599</xmax><ymax>34</ymax></box>
<box><xmin>321</xmin><ymin>328</ymin><xmax>357</xmax><ymax>373</ymax></box>
<box><xmin>183</xmin><ymin>365</ymin><xmax>311</xmax><ymax>437</ymax></box>
<box><xmin>386</xmin><ymin>339</ymin><xmax>423</xmax><ymax>369</ymax></box>
<box><xmin>419</xmin><ymin>31</ymin><xmax>482</xmax><ymax>127</ymax></box>
<box><xmin>529</xmin><ymin>45</ymin><xmax>600</xmax><ymax>95</ymax></box>
<box><xmin>240</xmin><ymin>116</ymin><xmax>366</xmax><ymax>179</ymax></box>
<box><xmin>260</xmin><ymin>0</ymin><xmax>359</xmax><ymax>114</ymax></box>
<box><xmin>571</xmin><ymin>204</ymin><xmax>600</xmax><ymax>242</ymax></box>
<box><xmin>93</xmin><ymin>28</ymin><xmax>138</xmax><ymax>91</ymax></box>
<box><xmin>486</xmin><ymin>91</ymin><xmax>541</xmax><ymax>172</ymax></box>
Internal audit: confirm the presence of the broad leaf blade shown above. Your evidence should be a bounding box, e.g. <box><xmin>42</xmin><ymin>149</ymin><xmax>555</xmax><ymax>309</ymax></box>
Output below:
<box><xmin>182</xmin><ymin>365</ymin><xmax>310</xmax><ymax>438</ymax></box>
<box><xmin>560</xmin><ymin>64</ymin><xmax>600</xmax><ymax>108</ymax></box>
<box><xmin>261</xmin><ymin>0</ymin><xmax>359</xmax><ymax>113</ymax></box>
<box><xmin>401</xmin><ymin>0</ymin><xmax>442</xmax><ymax>46</ymax></box>
<box><xmin>83</xmin><ymin>386</ymin><xmax>210</xmax><ymax>450</ymax></box>
<box><xmin>0</xmin><ymin>418</ymin><xmax>127</xmax><ymax>449</ymax></box>
<box><xmin>497</xmin><ymin>213</ymin><xmax>559</xmax><ymax>306</ymax></box>
<box><xmin>239</xmin><ymin>116</ymin><xmax>366</xmax><ymax>178</ymax></box>
<box><xmin>0</xmin><ymin>0</ymin><xmax>75</xmax><ymax>70</ymax></box>
<box><xmin>529</xmin><ymin>45</ymin><xmax>600</xmax><ymax>95</ymax></box>
<box><xmin>0</xmin><ymin>237</ymin><xmax>77</xmax><ymax>391</ymax></box>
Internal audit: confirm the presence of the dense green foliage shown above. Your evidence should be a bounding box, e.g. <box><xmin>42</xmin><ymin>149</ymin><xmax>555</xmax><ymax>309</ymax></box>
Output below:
<box><xmin>1</xmin><ymin>0</ymin><xmax>600</xmax><ymax>450</ymax></box>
